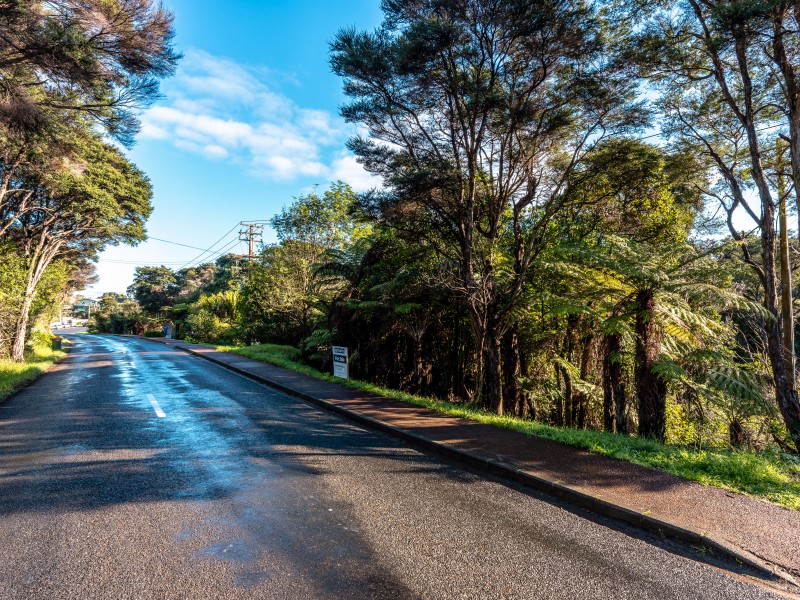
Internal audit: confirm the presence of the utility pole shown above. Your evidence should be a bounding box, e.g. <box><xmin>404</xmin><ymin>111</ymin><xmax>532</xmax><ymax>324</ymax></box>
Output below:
<box><xmin>239</xmin><ymin>222</ymin><xmax>264</xmax><ymax>263</ymax></box>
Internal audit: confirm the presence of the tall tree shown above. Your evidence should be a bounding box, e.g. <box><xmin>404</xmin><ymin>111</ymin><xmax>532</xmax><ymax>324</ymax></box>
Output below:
<box><xmin>128</xmin><ymin>265</ymin><xmax>178</xmax><ymax>316</ymax></box>
<box><xmin>267</xmin><ymin>182</ymin><xmax>367</xmax><ymax>356</ymax></box>
<box><xmin>331</xmin><ymin>0</ymin><xmax>643</xmax><ymax>414</ymax></box>
<box><xmin>574</xmin><ymin>139</ymin><xmax>704</xmax><ymax>435</ymax></box>
<box><xmin>0</xmin><ymin>0</ymin><xmax>178</xmax><ymax>245</ymax></box>
<box><xmin>8</xmin><ymin>132</ymin><xmax>152</xmax><ymax>360</ymax></box>
<box><xmin>0</xmin><ymin>0</ymin><xmax>179</xmax><ymax>143</ymax></box>
<box><xmin>635</xmin><ymin>0</ymin><xmax>800</xmax><ymax>450</ymax></box>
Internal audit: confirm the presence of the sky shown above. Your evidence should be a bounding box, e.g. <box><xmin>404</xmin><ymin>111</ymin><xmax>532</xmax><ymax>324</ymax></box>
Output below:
<box><xmin>86</xmin><ymin>0</ymin><xmax>386</xmax><ymax>297</ymax></box>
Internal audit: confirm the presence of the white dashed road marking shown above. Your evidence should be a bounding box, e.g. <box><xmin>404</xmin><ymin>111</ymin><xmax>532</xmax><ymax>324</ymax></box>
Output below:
<box><xmin>147</xmin><ymin>394</ymin><xmax>167</xmax><ymax>418</ymax></box>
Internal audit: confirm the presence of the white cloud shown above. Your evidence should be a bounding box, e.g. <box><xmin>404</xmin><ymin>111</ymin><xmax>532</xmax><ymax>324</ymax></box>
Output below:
<box><xmin>203</xmin><ymin>144</ymin><xmax>229</xmax><ymax>159</ymax></box>
<box><xmin>140</xmin><ymin>49</ymin><xmax>379</xmax><ymax>188</ymax></box>
<box><xmin>331</xmin><ymin>152</ymin><xmax>382</xmax><ymax>192</ymax></box>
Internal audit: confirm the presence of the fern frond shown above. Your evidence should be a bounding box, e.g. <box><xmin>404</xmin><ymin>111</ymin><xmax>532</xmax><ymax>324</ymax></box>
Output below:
<box><xmin>706</xmin><ymin>366</ymin><xmax>766</xmax><ymax>405</ymax></box>
<box><xmin>553</xmin><ymin>357</ymin><xmax>602</xmax><ymax>398</ymax></box>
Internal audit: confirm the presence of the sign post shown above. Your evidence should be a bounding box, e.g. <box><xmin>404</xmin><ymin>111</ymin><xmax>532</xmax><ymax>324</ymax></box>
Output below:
<box><xmin>332</xmin><ymin>346</ymin><xmax>348</xmax><ymax>380</ymax></box>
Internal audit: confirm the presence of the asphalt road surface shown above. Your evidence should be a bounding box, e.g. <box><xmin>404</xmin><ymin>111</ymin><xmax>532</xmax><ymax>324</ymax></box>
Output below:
<box><xmin>0</xmin><ymin>335</ymin><xmax>786</xmax><ymax>599</ymax></box>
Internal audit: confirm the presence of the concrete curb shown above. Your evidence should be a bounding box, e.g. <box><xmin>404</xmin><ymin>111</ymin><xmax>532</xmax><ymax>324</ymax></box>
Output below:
<box><xmin>138</xmin><ymin>336</ymin><xmax>797</xmax><ymax>587</ymax></box>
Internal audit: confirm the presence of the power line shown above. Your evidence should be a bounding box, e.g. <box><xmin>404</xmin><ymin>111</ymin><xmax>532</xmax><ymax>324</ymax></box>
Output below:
<box><xmin>147</xmin><ymin>236</ymin><xmax>214</xmax><ymax>252</ymax></box>
<box><xmin>188</xmin><ymin>237</ymin><xmax>242</xmax><ymax>268</ymax></box>
<box><xmin>96</xmin><ymin>229</ymin><xmax>246</xmax><ymax>272</ymax></box>
<box><xmin>178</xmin><ymin>223</ymin><xmax>241</xmax><ymax>270</ymax></box>
<box><xmin>98</xmin><ymin>260</ymin><xmax>192</xmax><ymax>265</ymax></box>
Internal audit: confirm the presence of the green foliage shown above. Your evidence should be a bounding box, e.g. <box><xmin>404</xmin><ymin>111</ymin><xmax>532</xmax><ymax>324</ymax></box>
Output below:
<box><xmin>106</xmin><ymin>0</ymin><xmax>800</xmax><ymax>496</ymax></box>
<box><xmin>271</xmin><ymin>181</ymin><xmax>369</xmax><ymax>249</ymax></box>
<box><xmin>0</xmin><ymin>244</ymin><xmax>78</xmax><ymax>359</ymax></box>
<box><xmin>566</xmin><ymin>138</ymin><xmax>704</xmax><ymax>244</ymax></box>
<box><xmin>0</xmin><ymin>0</ymin><xmax>179</xmax><ymax>146</ymax></box>
<box><xmin>184</xmin><ymin>309</ymin><xmax>232</xmax><ymax>344</ymax></box>
<box><xmin>0</xmin><ymin>0</ymin><xmax>176</xmax><ymax>361</ymax></box>
<box><xmin>0</xmin><ymin>246</ymin><xmax>28</xmax><ymax>356</ymax></box>
<box><xmin>143</xmin><ymin>330</ymin><xmax>164</xmax><ymax>338</ymax></box>
<box><xmin>90</xmin><ymin>294</ymin><xmax>150</xmax><ymax>335</ymax></box>
<box><xmin>127</xmin><ymin>266</ymin><xmax>178</xmax><ymax>315</ymax></box>
<box><xmin>0</xmin><ymin>334</ymin><xmax>66</xmax><ymax>401</ymax></box>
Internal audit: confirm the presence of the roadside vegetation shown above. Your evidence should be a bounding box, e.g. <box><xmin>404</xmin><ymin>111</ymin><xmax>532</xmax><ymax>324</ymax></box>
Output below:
<box><xmin>221</xmin><ymin>342</ymin><xmax>800</xmax><ymax>510</ymax></box>
<box><xmin>90</xmin><ymin>0</ymin><xmax>800</xmax><ymax>505</ymax></box>
<box><xmin>0</xmin><ymin>333</ymin><xmax>67</xmax><ymax>401</ymax></box>
<box><xmin>0</xmin><ymin>1</ymin><xmax>178</xmax><ymax>360</ymax></box>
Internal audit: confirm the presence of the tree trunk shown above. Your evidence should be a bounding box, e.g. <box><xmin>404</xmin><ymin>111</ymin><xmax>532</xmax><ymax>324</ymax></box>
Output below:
<box><xmin>729</xmin><ymin>418</ymin><xmax>747</xmax><ymax>449</ymax></box>
<box><xmin>635</xmin><ymin>289</ymin><xmax>667</xmax><ymax>441</ymax></box>
<box><xmin>759</xmin><ymin>169</ymin><xmax>800</xmax><ymax>453</ymax></box>
<box><xmin>576</xmin><ymin>332</ymin><xmax>594</xmax><ymax>429</ymax></box>
<box><xmin>10</xmin><ymin>280</ymin><xmax>36</xmax><ymax>362</ymax></box>
<box><xmin>778</xmin><ymin>148</ymin><xmax>795</xmax><ymax>386</ymax></box>
<box><xmin>10</xmin><ymin>237</ymin><xmax>58</xmax><ymax>362</ymax></box>
<box><xmin>502</xmin><ymin>328</ymin><xmax>525</xmax><ymax>417</ymax></box>
<box><xmin>484</xmin><ymin>320</ymin><xmax>504</xmax><ymax>415</ymax></box>
<box><xmin>472</xmin><ymin>318</ymin><xmax>487</xmax><ymax>407</ymax></box>
<box><xmin>602</xmin><ymin>332</ymin><xmax>624</xmax><ymax>433</ymax></box>
<box><xmin>553</xmin><ymin>363</ymin><xmax>564</xmax><ymax>426</ymax></box>
<box><xmin>563</xmin><ymin>370</ymin><xmax>573</xmax><ymax>427</ymax></box>
<box><xmin>766</xmin><ymin>309</ymin><xmax>800</xmax><ymax>453</ymax></box>
<box><xmin>414</xmin><ymin>336</ymin><xmax>425</xmax><ymax>392</ymax></box>
<box><xmin>563</xmin><ymin>315</ymin><xmax>579</xmax><ymax>427</ymax></box>
<box><xmin>603</xmin><ymin>367</ymin><xmax>614</xmax><ymax>432</ymax></box>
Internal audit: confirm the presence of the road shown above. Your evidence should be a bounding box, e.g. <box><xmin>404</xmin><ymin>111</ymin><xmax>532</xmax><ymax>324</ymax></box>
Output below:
<box><xmin>0</xmin><ymin>335</ymin><xmax>784</xmax><ymax>599</ymax></box>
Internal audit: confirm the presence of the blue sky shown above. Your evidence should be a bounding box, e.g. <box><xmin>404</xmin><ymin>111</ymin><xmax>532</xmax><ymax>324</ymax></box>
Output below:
<box><xmin>88</xmin><ymin>0</ymin><xmax>385</xmax><ymax>296</ymax></box>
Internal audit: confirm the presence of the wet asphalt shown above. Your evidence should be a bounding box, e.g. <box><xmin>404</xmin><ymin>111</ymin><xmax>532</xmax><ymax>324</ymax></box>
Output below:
<box><xmin>0</xmin><ymin>335</ymin><xmax>784</xmax><ymax>599</ymax></box>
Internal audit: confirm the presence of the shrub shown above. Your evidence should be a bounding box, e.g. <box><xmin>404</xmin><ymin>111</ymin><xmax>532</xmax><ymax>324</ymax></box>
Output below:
<box><xmin>185</xmin><ymin>309</ymin><xmax>230</xmax><ymax>344</ymax></box>
<box><xmin>143</xmin><ymin>330</ymin><xmax>164</xmax><ymax>338</ymax></box>
<box><xmin>27</xmin><ymin>330</ymin><xmax>54</xmax><ymax>349</ymax></box>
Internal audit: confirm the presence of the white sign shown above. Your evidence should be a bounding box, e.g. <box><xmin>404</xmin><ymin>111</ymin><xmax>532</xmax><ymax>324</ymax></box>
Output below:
<box><xmin>332</xmin><ymin>346</ymin><xmax>348</xmax><ymax>379</ymax></box>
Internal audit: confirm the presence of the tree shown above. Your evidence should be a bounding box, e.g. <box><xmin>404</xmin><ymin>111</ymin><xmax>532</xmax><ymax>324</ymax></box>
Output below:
<box><xmin>317</xmin><ymin>228</ymin><xmax>452</xmax><ymax>395</ymax></box>
<box><xmin>0</xmin><ymin>242</ymin><xmax>92</xmax><ymax>357</ymax></box>
<box><xmin>763</xmin><ymin>2</ymin><xmax>800</xmax><ymax>235</ymax></box>
<box><xmin>250</xmin><ymin>181</ymin><xmax>369</xmax><ymax>356</ymax></box>
<box><xmin>128</xmin><ymin>265</ymin><xmax>178</xmax><ymax>316</ymax></box>
<box><xmin>91</xmin><ymin>293</ymin><xmax>148</xmax><ymax>335</ymax></box>
<box><xmin>635</xmin><ymin>0</ymin><xmax>800</xmax><ymax>451</ymax></box>
<box><xmin>0</xmin><ymin>0</ymin><xmax>178</xmax><ymax>238</ymax></box>
<box><xmin>6</xmin><ymin>132</ymin><xmax>152</xmax><ymax>360</ymax></box>
<box><xmin>0</xmin><ymin>0</ymin><xmax>179</xmax><ymax>143</ymax></box>
<box><xmin>551</xmin><ymin>139</ymin><xmax>704</xmax><ymax>436</ymax></box>
<box><xmin>553</xmin><ymin>235</ymin><xmax>766</xmax><ymax>441</ymax></box>
<box><xmin>270</xmin><ymin>181</ymin><xmax>367</xmax><ymax>251</ymax></box>
<box><xmin>0</xmin><ymin>0</ymin><xmax>178</xmax><ymax>360</ymax></box>
<box><xmin>331</xmin><ymin>0</ymin><xmax>643</xmax><ymax>414</ymax></box>
<box><xmin>241</xmin><ymin>244</ymin><xmax>318</xmax><ymax>345</ymax></box>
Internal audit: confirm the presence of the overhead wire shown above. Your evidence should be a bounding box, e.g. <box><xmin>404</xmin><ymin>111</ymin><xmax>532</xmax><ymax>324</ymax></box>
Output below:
<box><xmin>98</xmin><ymin>260</ymin><xmax>192</xmax><ymax>265</ymax></box>
<box><xmin>183</xmin><ymin>237</ymin><xmax>242</xmax><ymax>269</ymax></box>
<box><xmin>94</xmin><ymin>223</ymin><xmax>246</xmax><ymax>270</ymax></box>
<box><xmin>146</xmin><ymin>237</ymin><xmax>216</xmax><ymax>252</ymax></box>
<box><xmin>177</xmin><ymin>223</ymin><xmax>241</xmax><ymax>270</ymax></box>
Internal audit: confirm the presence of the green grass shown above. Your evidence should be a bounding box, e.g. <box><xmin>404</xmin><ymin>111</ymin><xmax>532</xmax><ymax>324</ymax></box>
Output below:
<box><xmin>0</xmin><ymin>340</ymin><xmax>68</xmax><ymax>401</ymax></box>
<box><xmin>220</xmin><ymin>342</ymin><xmax>800</xmax><ymax>511</ymax></box>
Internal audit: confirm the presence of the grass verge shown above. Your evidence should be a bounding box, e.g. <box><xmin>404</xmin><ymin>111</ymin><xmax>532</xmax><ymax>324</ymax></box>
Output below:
<box><xmin>220</xmin><ymin>342</ymin><xmax>800</xmax><ymax>511</ymax></box>
<box><xmin>0</xmin><ymin>339</ymin><xmax>68</xmax><ymax>401</ymax></box>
